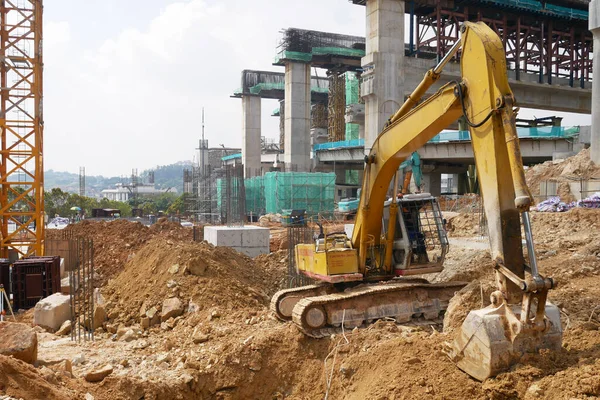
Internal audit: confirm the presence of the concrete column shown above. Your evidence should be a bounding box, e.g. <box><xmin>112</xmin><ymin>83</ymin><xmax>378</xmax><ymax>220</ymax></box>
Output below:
<box><xmin>422</xmin><ymin>172</ymin><xmax>441</xmax><ymax>197</ymax></box>
<box><xmin>284</xmin><ymin>61</ymin><xmax>311</xmax><ymax>171</ymax></box>
<box><xmin>457</xmin><ymin>172</ymin><xmax>469</xmax><ymax>194</ymax></box>
<box><xmin>590</xmin><ymin>0</ymin><xmax>600</xmax><ymax>164</ymax></box>
<box><xmin>361</xmin><ymin>0</ymin><xmax>405</xmax><ymax>153</ymax></box>
<box><xmin>241</xmin><ymin>95</ymin><xmax>261</xmax><ymax>178</ymax></box>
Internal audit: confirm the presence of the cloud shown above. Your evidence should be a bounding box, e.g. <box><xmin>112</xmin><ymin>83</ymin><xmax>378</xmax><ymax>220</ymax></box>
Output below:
<box><xmin>43</xmin><ymin>0</ymin><xmax>365</xmax><ymax>177</ymax></box>
<box><xmin>45</xmin><ymin>21</ymin><xmax>71</xmax><ymax>47</ymax></box>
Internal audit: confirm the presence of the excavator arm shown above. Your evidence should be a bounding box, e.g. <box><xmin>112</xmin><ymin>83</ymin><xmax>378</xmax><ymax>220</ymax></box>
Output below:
<box><xmin>350</xmin><ymin>21</ymin><xmax>561</xmax><ymax>380</ymax></box>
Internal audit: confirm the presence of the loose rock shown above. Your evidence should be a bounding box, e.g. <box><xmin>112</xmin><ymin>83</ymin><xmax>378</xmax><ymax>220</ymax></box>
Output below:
<box><xmin>84</xmin><ymin>364</ymin><xmax>113</xmax><ymax>382</ymax></box>
<box><xmin>161</xmin><ymin>297</ymin><xmax>184</xmax><ymax>322</ymax></box>
<box><xmin>55</xmin><ymin>320</ymin><xmax>72</xmax><ymax>336</ymax></box>
<box><xmin>0</xmin><ymin>322</ymin><xmax>38</xmax><ymax>364</ymax></box>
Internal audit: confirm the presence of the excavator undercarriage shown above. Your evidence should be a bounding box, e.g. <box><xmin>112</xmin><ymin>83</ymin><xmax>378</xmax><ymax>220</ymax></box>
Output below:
<box><xmin>272</xmin><ymin>279</ymin><xmax>465</xmax><ymax>338</ymax></box>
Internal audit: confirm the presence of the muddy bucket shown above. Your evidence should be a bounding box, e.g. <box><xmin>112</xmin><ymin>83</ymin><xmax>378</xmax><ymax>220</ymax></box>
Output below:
<box><xmin>449</xmin><ymin>302</ymin><xmax>562</xmax><ymax>381</ymax></box>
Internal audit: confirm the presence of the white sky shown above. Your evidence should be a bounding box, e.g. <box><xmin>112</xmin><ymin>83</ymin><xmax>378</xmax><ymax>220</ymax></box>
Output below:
<box><xmin>44</xmin><ymin>0</ymin><xmax>590</xmax><ymax>177</ymax></box>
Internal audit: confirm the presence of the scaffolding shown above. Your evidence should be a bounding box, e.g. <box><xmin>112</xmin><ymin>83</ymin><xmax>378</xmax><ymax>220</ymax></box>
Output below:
<box><xmin>277</xmin><ymin>28</ymin><xmax>365</xmax><ymax>54</ymax></box>
<box><xmin>327</xmin><ymin>73</ymin><xmax>346</xmax><ymax>142</ymax></box>
<box><xmin>0</xmin><ymin>0</ymin><xmax>44</xmax><ymax>258</ymax></box>
<box><xmin>311</xmin><ymin>103</ymin><xmax>328</xmax><ymax>130</ymax></box>
<box><xmin>185</xmin><ymin>164</ymin><xmax>247</xmax><ymax>225</ymax></box>
<box><xmin>216</xmin><ymin>164</ymin><xmax>246</xmax><ymax>226</ymax></box>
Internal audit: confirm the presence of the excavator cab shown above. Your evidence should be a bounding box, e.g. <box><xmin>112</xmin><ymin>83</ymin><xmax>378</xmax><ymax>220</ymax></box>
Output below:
<box><xmin>382</xmin><ymin>193</ymin><xmax>448</xmax><ymax>276</ymax></box>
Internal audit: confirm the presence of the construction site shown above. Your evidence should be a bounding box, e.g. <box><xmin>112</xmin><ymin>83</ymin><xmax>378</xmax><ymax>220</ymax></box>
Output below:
<box><xmin>1</xmin><ymin>0</ymin><xmax>600</xmax><ymax>399</ymax></box>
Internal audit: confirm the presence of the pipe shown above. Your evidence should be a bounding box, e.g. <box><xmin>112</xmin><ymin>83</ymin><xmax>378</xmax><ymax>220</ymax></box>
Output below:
<box><xmin>521</xmin><ymin>211</ymin><xmax>539</xmax><ymax>277</ymax></box>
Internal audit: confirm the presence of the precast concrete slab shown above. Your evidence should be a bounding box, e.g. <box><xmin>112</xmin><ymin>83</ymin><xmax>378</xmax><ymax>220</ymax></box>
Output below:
<box><xmin>204</xmin><ymin>226</ymin><xmax>270</xmax><ymax>257</ymax></box>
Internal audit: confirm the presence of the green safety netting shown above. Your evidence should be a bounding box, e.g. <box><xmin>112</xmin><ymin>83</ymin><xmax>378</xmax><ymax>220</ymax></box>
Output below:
<box><xmin>480</xmin><ymin>0</ymin><xmax>587</xmax><ymax>19</ymax></box>
<box><xmin>275</xmin><ymin>47</ymin><xmax>365</xmax><ymax>65</ymax></box>
<box><xmin>345</xmin><ymin>170</ymin><xmax>359</xmax><ymax>186</ymax></box>
<box><xmin>221</xmin><ymin>153</ymin><xmax>241</xmax><ymax>161</ymax></box>
<box><xmin>216</xmin><ymin>177</ymin><xmax>245</xmax><ymax>217</ymax></box>
<box><xmin>245</xmin><ymin>172</ymin><xmax>336</xmax><ymax>216</ymax></box>
<box><xmin>345</xmin><ymin>71</ymin><xmax>360</xmax><ymax>141</ymax></box>
<box><xmin>274</xmin><ymin>50</ymin><xmax>312</xmax><ymax>64</ymax></box>
<box><xmin>345</xmin><ymin>72</ymin><xmax>360</xmax><ymax>104</ymax></box>
<box><xmin>245</xmin><ymin>176</ymin><xmax>266</xmax><ymax>215</ymax></box>
<box><xmin>311</xmin><ymin>47</ymin><xmax>365</xmax><ymax>58</ymax></box>
<box><xmin>244</xmin><ymin>82</ymin><xmax>328</xmax><ymax>96</ymax></box>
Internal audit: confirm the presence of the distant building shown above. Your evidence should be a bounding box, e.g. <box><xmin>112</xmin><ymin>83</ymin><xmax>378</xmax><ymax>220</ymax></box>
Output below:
<box><xmin>101</xmin><ymin>183</ymin><xmax>177</xmax><ymax>202</ymax></box>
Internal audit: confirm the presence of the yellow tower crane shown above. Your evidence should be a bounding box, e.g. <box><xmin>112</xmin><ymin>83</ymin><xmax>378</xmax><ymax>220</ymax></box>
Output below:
<box><xmin>0</xmin><ymin>0</ymin><xmax>44</xmax><ymax>259</ymax></box>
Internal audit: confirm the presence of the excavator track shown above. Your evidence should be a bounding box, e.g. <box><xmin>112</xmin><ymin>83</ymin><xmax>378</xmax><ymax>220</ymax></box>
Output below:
<box><xmin>270</xmin><ymin>284</ymin><xmax>336</xmax><ymax>320</ymax></box>
<box><xmin>291</xmin><ymin>280</ymin><xmax>467</xmax><ymax>338</ymax></box>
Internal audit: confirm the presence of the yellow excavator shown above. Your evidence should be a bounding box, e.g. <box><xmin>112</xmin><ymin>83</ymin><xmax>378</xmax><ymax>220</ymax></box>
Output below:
<box><xmin>270</xmin><ymin>21</ymin><xmax>561</xmax><ymax>381</ymax></box>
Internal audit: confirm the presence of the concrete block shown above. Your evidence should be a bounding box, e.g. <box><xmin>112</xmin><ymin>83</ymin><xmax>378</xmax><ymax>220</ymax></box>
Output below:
<box><xmin>232</xmin><ymin>246</ymin><xmax>267</xmax><ymax>258</ymax></box>
<box><xmin>33</xmin><ymin>293</ymin><xmax>71</xmax><ymax>331</ymax></box>
<box><xmin>569</xmin><ymin>180</ymin><xmax>600</xmax><ymax>201</ymax></box>
<box><xmin>61</xmin><ymin>275</ymin><xmax>79</xmax><ymax>294</ymax></box>
<box><xmin>204</xmin><ymin>226</ymin><xmax>269</xmax><ymax>257</ymax></box>
<box><xmin>539</xmin><ymin>181</ymin><xmax>558</xmax><ymax>197</ymax></box>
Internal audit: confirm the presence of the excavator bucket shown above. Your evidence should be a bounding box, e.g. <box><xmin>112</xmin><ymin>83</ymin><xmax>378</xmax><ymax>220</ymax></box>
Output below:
<box><xmin>449</xmin><ymin>302</ymin><xmax>562</xmax><ymax>381</ymax></box>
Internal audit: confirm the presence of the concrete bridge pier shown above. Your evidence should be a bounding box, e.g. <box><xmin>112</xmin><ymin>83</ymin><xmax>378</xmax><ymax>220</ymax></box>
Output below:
<box><xmin>422</xmin><ymin>172</ymin><xmax>442</xmax><ymax>197</ymax></box>
<box><xmin>590</xmin><ymin>0</ymin><xmax>600</xmax><ymax>164</ymax></box>
<box><xmin>284</xmin><ymin>61</ymin><xmax>312</xmax><ymax>171</ymax></box>
<box><xmin>241</xmin><ymin>95</ymin><xmax>262</xmax><ymax>178</ymax></box>
<box><xmin>361</xmin><ymin>0</ymin><xmax>405</xmax><ymax>153</ymax></box>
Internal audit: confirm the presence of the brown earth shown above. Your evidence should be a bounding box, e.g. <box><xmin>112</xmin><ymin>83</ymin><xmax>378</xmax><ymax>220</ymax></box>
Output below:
<box><xmin>47</xmin><ymin>218</ymin><xmax>193</xmax><ymax>286</ymax></box>
<box><xmin>3</xmin><ymin>209</ymin><xmax>600</xmax><ymax>399</ymax></box>
<box><xmin>526</xmin><ymin>147</ymin><xmax>600</xmax><ymax>201</ymax></box>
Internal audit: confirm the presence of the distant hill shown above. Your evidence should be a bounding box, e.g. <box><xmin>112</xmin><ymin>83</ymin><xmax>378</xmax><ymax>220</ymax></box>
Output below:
<box><xmin>44</xmin><ymin>161</ymin><xmax>193</xmax><ymax>196</ymax></box>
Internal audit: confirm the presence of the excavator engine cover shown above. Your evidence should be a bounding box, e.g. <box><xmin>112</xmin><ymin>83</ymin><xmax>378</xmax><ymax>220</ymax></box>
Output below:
<box><xmin>450</xmin><ymin>302</ymin><xmax>562</xmax><ymax>381</ymax></box>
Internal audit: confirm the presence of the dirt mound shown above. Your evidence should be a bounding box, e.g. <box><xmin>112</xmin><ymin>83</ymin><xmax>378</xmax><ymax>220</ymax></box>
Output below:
<box><xmin>254</xmin><ymin>250</ymin><xmax>288</xmax><ymax>293</ymax></box>
<box><xmin>34</xmin><ymin>203</ymin><xmax>600</xmax><ymax>400</ymax></box>
<box><xmin>47</xmin><ymin>219</ymin><xmax>193</xmax><ymax>285</ymax></box>
<box><xmin>0</xmin><ymin>354</ymin><xmax>78</xmax><ymax>399</ymax></box>
<box><xmin>445</xmin><ymin>213</ymin><xmax>482</xmax><ymax>237</ymax></box>
<box><xmin>526</xmin><ymin>148</ymin><xmax>600</xmax><ymax>201</ymax></box>
<box><xmin>103</xmin><ymin>238</ymin><xmax>279</xmax><ymax>326</ymax></box>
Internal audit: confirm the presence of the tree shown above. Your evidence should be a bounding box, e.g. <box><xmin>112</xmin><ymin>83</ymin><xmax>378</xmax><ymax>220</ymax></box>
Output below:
<box><xmin>167</xmin><ymin>193</ymin><xmax>188</xmax><ymax>215</ymax></box>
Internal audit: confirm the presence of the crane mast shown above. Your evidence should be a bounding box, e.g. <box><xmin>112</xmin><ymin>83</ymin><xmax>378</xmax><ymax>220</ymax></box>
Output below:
<box><xmin>0</xmin><ymin>0</ymin><xmax>44</xmax><ymax>258</ymax></box>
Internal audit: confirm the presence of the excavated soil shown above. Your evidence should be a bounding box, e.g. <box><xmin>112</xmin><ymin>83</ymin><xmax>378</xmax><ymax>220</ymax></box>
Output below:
<box><xmin>3</xmin><ymin>209</ymin><xmax>600</xmax><ymax>399</ymax></box>
<box><xmin>47</xmin><ymin>218</ymin><xmax>193</xmax><ymax>286</ymax></box>
<box><xmin>526</xmin><ymin>148</ymin><xmax>600</xmax><ymax>201</ymax></box>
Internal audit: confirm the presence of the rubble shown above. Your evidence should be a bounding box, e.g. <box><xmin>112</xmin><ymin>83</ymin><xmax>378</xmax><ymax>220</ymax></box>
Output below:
<box><xmin>55</xmin><ymin>320</ymin><xmax>72</xmax><ymax>336</ymax></box>
<box><xmin>9</xmin><ymin>211</ymin><xmax>598</xmax><ymax>400</ymax></box>
<box><xmin>0</xmin><ymin>322</ymin><xmax>38</xmax><ymax>364</ymax></box>
<box><xmin>161</xmin><ymin>297</ymin><xmax>184</xmax><ymax>322</ymax></box>
<box><xmin>526</xmin><ymin>148</ymin><xmax>600</xmax><ymax>202</ymax></box>
<box><xmin>84</xmin><ymin>364</ymin><xmax>113</xmax><ymax>382</ymax></box>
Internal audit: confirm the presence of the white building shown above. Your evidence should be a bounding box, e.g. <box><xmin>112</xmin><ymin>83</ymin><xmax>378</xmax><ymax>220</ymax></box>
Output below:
<box><xmin>101</xmin><ymin>183</ymin><xmax>178</xmax><ymax>202</ymax></box>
